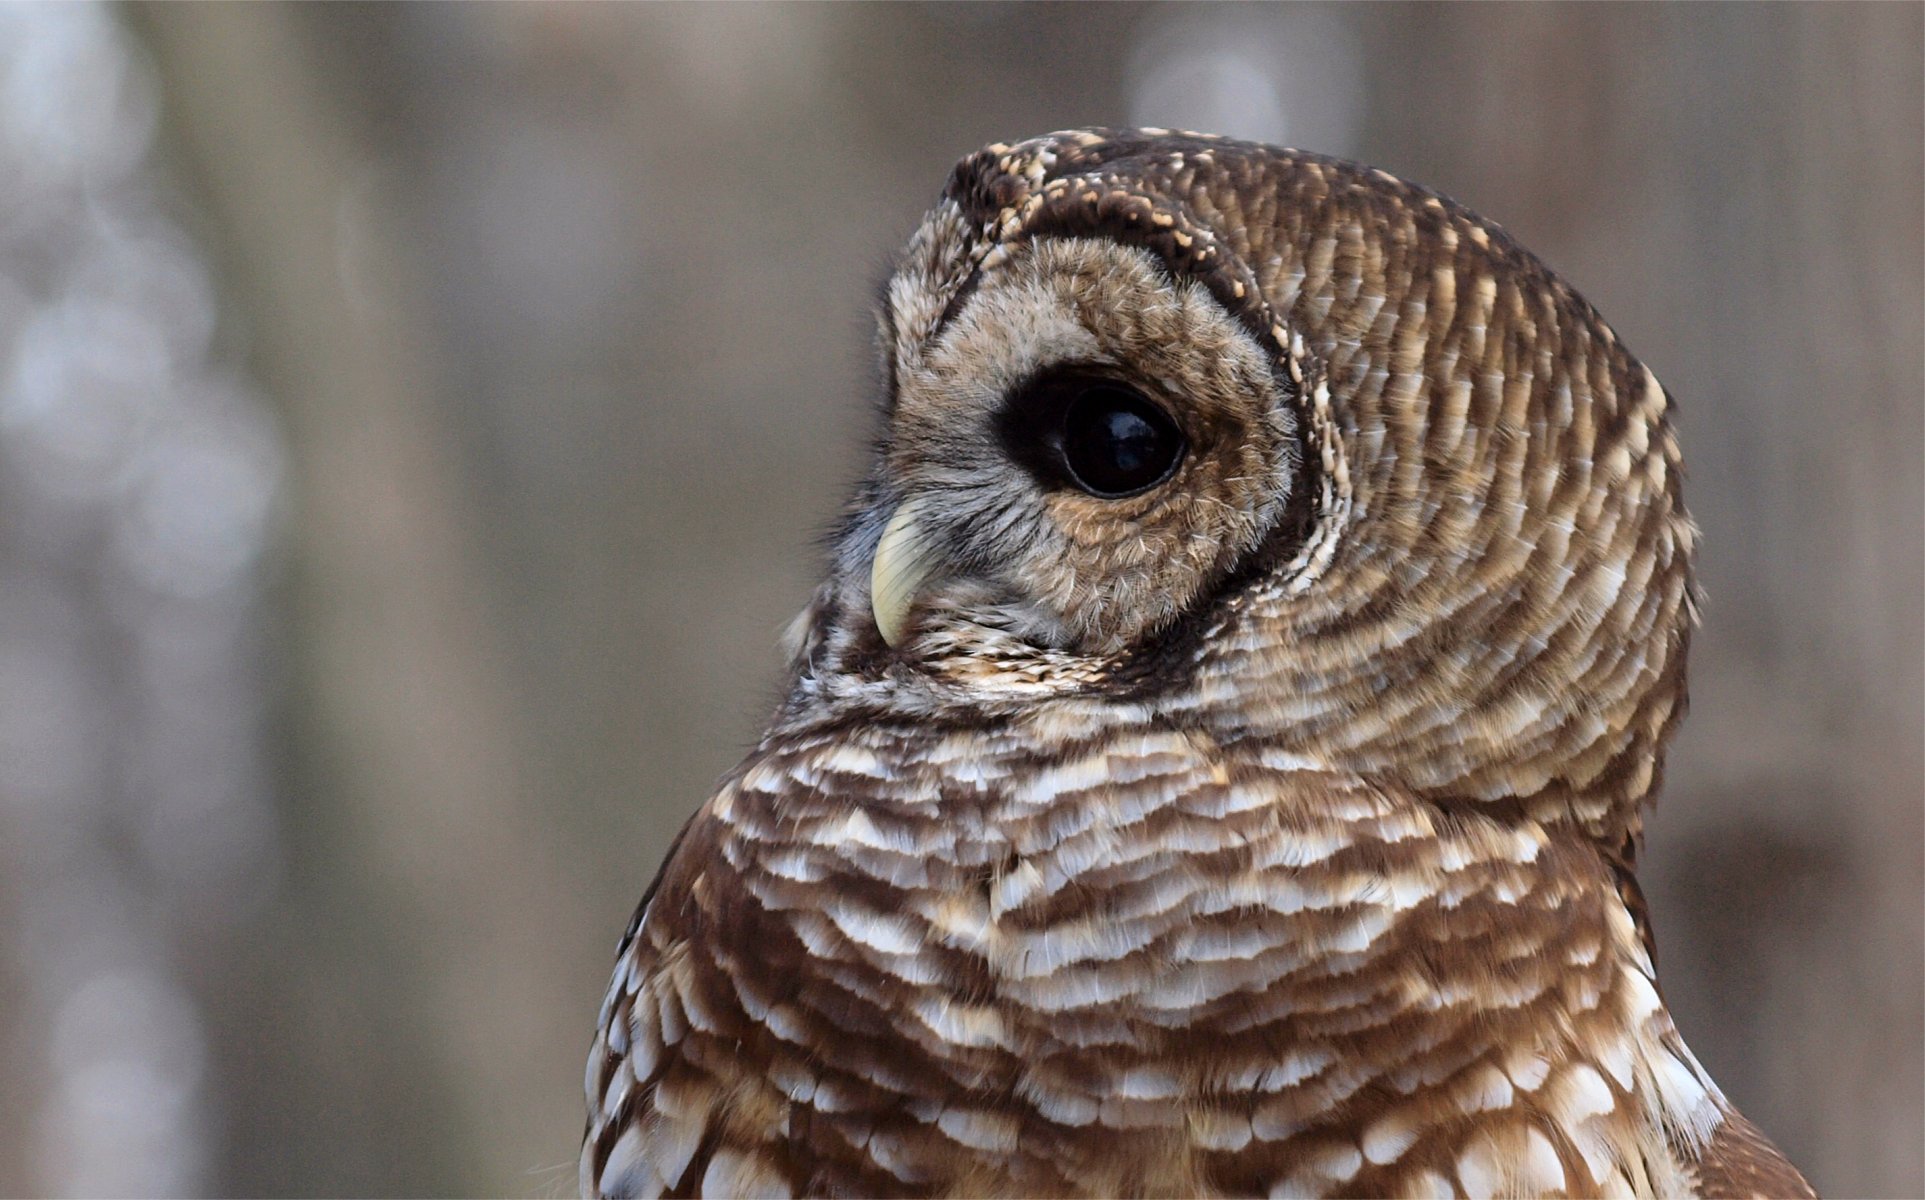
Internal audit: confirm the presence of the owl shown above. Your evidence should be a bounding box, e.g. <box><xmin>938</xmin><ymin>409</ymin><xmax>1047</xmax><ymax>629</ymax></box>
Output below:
<box><xmin>581</xmin><ymin>129</ymin><xmax>1815</xmax><ymax>1199</ymax></box>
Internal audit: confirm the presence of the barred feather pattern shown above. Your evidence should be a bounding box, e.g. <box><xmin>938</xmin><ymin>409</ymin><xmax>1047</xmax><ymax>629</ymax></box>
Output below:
<box><xmin>583</xmin><ymin>131</ymin><xmax>1815</xmax><ymax>1198</ymax></box>
<box><xmin>586</xmin><ymin>719</ymin><xmax>1758</xmax><ymax>1198</ymax></box>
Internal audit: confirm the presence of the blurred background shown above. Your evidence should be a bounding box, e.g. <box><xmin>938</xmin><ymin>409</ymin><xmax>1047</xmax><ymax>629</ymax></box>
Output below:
<box><xmin>0</xmin><ymin>2</ymin><xmax>1915</xmax><ymax>1195</ymax></box>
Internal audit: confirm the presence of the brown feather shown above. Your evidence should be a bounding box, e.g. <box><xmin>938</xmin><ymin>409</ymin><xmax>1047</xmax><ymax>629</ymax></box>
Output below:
<box><xmin>1689</xmin><ymin>1113</ymin><xmax>1818</xmax><ymax>1200</ymax></box>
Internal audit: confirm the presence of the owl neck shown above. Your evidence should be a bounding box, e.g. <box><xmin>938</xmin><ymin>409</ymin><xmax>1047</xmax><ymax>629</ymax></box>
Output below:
<box><xmin>786</xmin><ymin>639</ymin><xmax>1666</xmax><ymax>855</ymax></box>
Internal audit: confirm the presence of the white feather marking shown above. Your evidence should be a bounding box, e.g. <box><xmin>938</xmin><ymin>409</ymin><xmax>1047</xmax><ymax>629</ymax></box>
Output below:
<box><xmin>1621</xmin><ymin>968</ymin><xmax>1664</xmax><ymax>1023</ymax></box>
<box><xmin>644</xmin><ymin>1112</ymin><xmax>707</xmax><ymax>1192</ymax></box>
<box><xmin>1260</xmin><ymin>1048</ymin><xmax>1335</xmax><ymax>1091</ymax></box>
<box><xmin>699</xmin><ymin>1149</ymin><xmax>791</xmax><ymax>1199</ymax></box>
<box><xmin>808</xmin><ymin>1076</ymin><xmax>864</xmax><ymax>1114</ymax></box>
<box><xmin>626</xmin><ymin>998</ymin><xmax>663</xmax><ymax>1081</ymax></box>
<box><xmin>1509</xmin><ymin>827</ymin><xmax>1547</xmax><ymax>862</ymax></box>
<box><xmin>768</xmin><ymin>1060</ymin><xmax>816</xmax><ymax>1104</ymax></box>
<box><xmin>739</xmin><ymin>761</ymin><xmax>785</xmax><ymax>795</ymax></box>
<box><xmin>1018</xmin><ymin>1076</ymin><xmax>1099</xmax><ymax>1126</ymax></box>
<box><xmin>1217</xmin><ymin>1047</ymin><xmax>1334</xmax><ymax>1095</ymax></box>
<box><xmin>1008</xmin><ymin>752</ymin><xmax>1114</xmax><ymax>806</ymax></box>
<box><xmin>655</xmin><ymin>985</ymin><xmax>689</xmax><ymax>1047</ymax></box>
<box><xmin>1551</xmin><ymin>1062</ymin><xmax>1617</xmax><ymax>1123</ymax></box>
<box><xmin>1573</xmin><ymin>1128</ymin><xmax>1623</xmax><ymax>1191</ymax></box>
<box><xmin>1435</xmin><ymin>840</ymin><xmax>1479</xmax><ymax>872</ymax></box>
<box><xmin>761</xmin><ymin>1003</ymin><xmax>807</xmax><ymax>1045</ymax></box>
<box><xmin>1179</xmin><ymin>924</ymin><xmax>1280</xmax><ymax>963</ymax></box>
<box><xmin>1383</xmin><ymin>871</ymin><xmax>1436</xmax><ymax>911</ymax></box>
<box><xmin>913</xmin><ymin>996</ymin><xmax>1008</xmax><ymax>1049</ymax></box>
<box><xmin>786</xmin><ymin>912</ymin><xmax>839</xmax><ymax>958</ymax></box>
<box><xmin>921</xmin><ymin>892</ymin><xmax>996</xmax><ymax>953</ymax></box>
<box><xmin>1462</xmin><ymin>1063</ymin><xmax>1515</xmax><ymax>1112</ymax></box>
<box><xmin>1319</xmin><ymin>906</ymin><xmax>1394</xmax><ymax>953</ymax></box>
<box><xmin>1361</xmin><ymin>1111</ymin><xmax>1422</xmax><ymax>1165</ymax></box>
<box><xmin>1597</xmin><ymin>1036</ymin><xmax>1635</xmax><ymax>1090</ymax></box>
<box><xmin>1250</xmin><ymin>1103</ymin><xmax>1305</xmax><ymax>1143</ymax></box>
<box><xmin>1212</xmin><ymin>780</ymin><xmax>1283</xmax><ymax>815</ymax></box>
<box><xmin>988</xmin><ymin>858</ymin><xmax>1046</xmax><ymax>917</ymax></box>
<box><xmin>811</xmin><ymin>807</ymin><xmax>925</xmax><ymax>855</ymax></box>
<box><xmin>676</xmin><ymin>980</ymin><xmax>721</xmax><ymax>1035</ymax></box>
<box><xmin>1520</xmin><ymin>1127</ymin><xmax>1567</xmax><ymax>1192</ymax></box>
<box><xmin>935</xmin><ymin>1108</ymin><xmax>1019</xmax><ymax>1153</ymax></box>
<box><xmin>1114</xmin><ymin>1065</ymin><xmax>1184</xmax><ymax>1100</ymax></box>
<box><xmin>1564</xmin><ymin>934</ymin><xmax>1604</xmax><ymax>966</ymax></box>
<box><xmin>1252</xmin><ymin>828</ymin><xmax>1350</xmax><ymax>869</ymax></box>
<box><xmin>1006</xmin><ymin>916</ymin><xmax>1161</xmax><ymax>979</ymax></box>
<box><xmin>821</xmin><ymin>901</ymin><xmax>923</xmax><ymax>956</ymax></box>
<box><xmin>1136</xmin><ymin>956</ymin><xmax>1293</xmax><ymax>1011</ymax></box>
<box><xmin>758</xmin><ymin>850</ymin><xmax>828</xmax><ymax>884</ymax></box>
<box><xmin>814</xmin><ymin>742</ymin><xmax>888</xmax><ymax>779</ymax></box>
<box><xmin>1301</xmin><ymin>1142</ymin><xmax>1363</xmax><ymax>1182</ymax></box>
<box><xmin>600</xmin><ymin>1066</ymin><xmax>632</xmax><ymax>1121</ymax></box>
<box><xmin>1189</xmin><ymin>1109</ymin><xmax>1253</xmax><ymax>1151</ymax></box>
<box><xmin>624</xmin><ymin>942</ymin><xmax>648</xmax><ymax>994</ymax></box>
<box><xmin>862</xmin><ymin>1133</ymin><xmax>920</xmax><ymax>1183</ymax></box>
<box><xmin>1010</xmin><ymin>962</ymin><xmax>1144</xmax><ymax>1011</ymax></box>
<box><xmin>1454</xmin><ymin>1133</ymin><xmax>1505</xmax><ymax>1197</ymax></box>
<box><xmin>1504</xmin><ymin>1050</ymin><xmax>1553</xmax><ymax>1093</ymax></box>
<box><xmin>598</xmin><ymin>1126</ymin><xmax>647</xmax><ymax>1197</ymax></box>
<box><xmin>1255</xmin><ymin>746</ymin><xmax>1332</xmax><ymax>772</ymax></box>
<box><xmin>1652</xmin><ymin>1044</ymin><xmax>1723</xmax><ymax>1150</ymax></box>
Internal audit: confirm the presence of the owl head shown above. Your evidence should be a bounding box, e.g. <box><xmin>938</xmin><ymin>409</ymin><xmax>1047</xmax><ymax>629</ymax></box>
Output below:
<box><xmin>785</xmin><ymin>129</ymin><xmax>1696</xmax><ymax>844</ymax></box>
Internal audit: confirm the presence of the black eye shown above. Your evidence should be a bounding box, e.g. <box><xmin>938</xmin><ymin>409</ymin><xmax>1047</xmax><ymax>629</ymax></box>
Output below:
<box><xmin>1058</xmin><ymin>385</ymin><xmax>1185</xmax><ymax>497</ymax></box>
<box><xmin>997</xmin><ymin>370</ymin><xmax>1187</xmax><ymax>500</ymax></box>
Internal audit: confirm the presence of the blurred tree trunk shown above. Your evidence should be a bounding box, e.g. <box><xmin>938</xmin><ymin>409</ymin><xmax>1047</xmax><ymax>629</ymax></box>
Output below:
<box><xmin>132</xmin><ymin>6</ymin><xmax>588</xmax><ymax>1192</ymax></box>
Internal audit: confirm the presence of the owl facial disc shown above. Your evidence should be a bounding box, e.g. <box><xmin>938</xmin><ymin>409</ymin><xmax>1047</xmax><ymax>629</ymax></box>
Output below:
<box><xmin>864</xmin><ymin>235</ymin><xmax>1299</xmax><ymax>658</ymax></box>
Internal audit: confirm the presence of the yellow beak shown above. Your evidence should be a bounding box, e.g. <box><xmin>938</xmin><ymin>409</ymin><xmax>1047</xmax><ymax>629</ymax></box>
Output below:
<box><xmin>870</xmin><ymin>500</ymin><xmax>941</xmax><ymax>648</ymax></box>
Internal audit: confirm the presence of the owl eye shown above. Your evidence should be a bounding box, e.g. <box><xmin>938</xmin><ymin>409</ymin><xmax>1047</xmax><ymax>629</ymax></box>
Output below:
<box><xmin>999</xmin><ymin>370</ymin><xmax>1187</xmax><ymax>499</ymax></box>
<box><xmin>1059</xmin><ymin>385</ymin><xmax>1185</xmax><ymax>497</ymax></box>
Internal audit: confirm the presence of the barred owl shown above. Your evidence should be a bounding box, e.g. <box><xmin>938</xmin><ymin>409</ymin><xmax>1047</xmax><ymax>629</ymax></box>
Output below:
<box><xmin>581</xmin><ymin>130</ymin><xmax>1814</xmax><ymax>1199</ymax></box>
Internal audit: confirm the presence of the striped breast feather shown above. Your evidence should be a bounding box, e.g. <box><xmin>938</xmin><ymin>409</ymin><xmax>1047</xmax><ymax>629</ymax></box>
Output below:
<box><xmin>580</xmin><ymin>807</ymin><xmax>801</xmax><ymax>1200</ymax></box>
<box><xmin>581</xmin><ymin>728</ymin><xmax>1814</xmax><ymax>1200</ymax></box>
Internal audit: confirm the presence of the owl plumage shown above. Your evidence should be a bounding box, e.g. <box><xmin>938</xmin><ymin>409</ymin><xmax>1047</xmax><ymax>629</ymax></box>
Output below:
<box><xmin>582</xmin><ymin>130</ymin><xmax>1814</xmax><ymax>1199</ymax></box>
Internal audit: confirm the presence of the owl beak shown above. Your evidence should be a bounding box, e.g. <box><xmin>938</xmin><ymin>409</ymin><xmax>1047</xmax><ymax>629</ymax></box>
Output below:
<box><xmin>871</xmin><ymin>499</ymin><xmax>941</xmax><ymax>648</ymax></box>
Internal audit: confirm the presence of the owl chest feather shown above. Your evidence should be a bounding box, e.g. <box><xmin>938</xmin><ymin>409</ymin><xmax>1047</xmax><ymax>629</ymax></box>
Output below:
<box><xmin>586</xmin><ymin>720</ymin><xmax>1737</xmax><ymax>1198</ymax></box>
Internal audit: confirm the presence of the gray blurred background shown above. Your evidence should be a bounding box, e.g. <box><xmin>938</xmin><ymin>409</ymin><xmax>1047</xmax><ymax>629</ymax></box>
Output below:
<box><xmin>0</xmin><ymin>3</ymin><xmax>1915</xmax><ymax>1196</ymax></box>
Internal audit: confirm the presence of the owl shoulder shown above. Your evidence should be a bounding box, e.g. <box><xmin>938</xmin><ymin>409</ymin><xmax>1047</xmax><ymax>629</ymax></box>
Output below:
<box><xmin>581</xmin><ymin>802</ymin><xmax>799</xmax><ymax>1199</ymax></box>
<box><xmin>1686</xmin><ymin>1110</ymin><xmax>1817</xmax><ymax>1199</ymax></box>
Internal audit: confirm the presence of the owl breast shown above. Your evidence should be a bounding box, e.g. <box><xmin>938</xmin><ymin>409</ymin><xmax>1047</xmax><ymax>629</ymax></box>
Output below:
<box><xmin>592</xmin><ymin>710</ymin><xmax>1718</xmax><ymax>1198</ymax></box>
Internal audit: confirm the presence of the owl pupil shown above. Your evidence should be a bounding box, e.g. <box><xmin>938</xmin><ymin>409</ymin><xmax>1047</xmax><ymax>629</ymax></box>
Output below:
<box><xmin>1059</xmin><ymin>386</ymin><xmax>1184</xmax><ymax>497</ymax></box>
